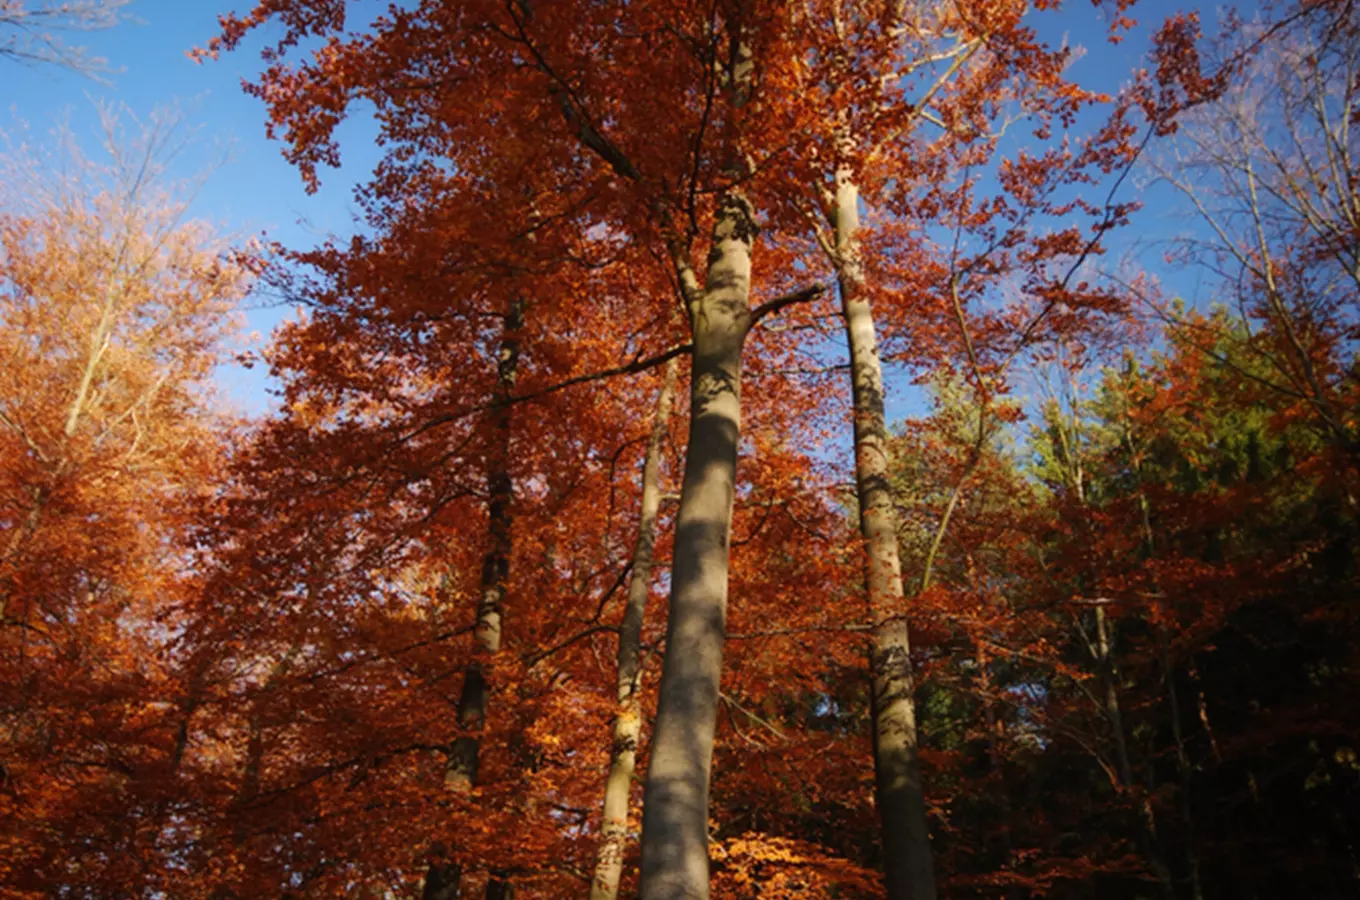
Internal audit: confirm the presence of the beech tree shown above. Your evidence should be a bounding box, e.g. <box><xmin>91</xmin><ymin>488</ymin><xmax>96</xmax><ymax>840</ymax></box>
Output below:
<box><xmin>592</xmin><ymin>358</ymin><xmax>678</xmax><ymax>900</ymax></box>
<box><xmin>198</xmin><ymin>1</ymin><xmax>1218</xmax><ymax>897</ymax></box>
<box><xmin>7</xmin><ymin>2</ymin><xmax>1358</xmax><ymax>899</ymax></box>
<box><xmin>204</xmin><ymin>5</ymin><xmax>833</xmax><ymax>896</ymax></box>
<box><xmin>782</xmin><ymin>3</ymin><xmax>1156</xmax><ymax>894</ymax></box>
<box><xmin>0</xmin><ymin>109</ymin><xmax>250</xmax><ymax>895</ymax></box>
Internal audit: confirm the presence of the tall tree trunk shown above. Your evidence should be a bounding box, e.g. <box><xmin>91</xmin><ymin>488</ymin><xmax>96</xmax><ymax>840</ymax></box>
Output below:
<box><xmin>1095</xmin><ymin>605</ymin><xmax>1134</xmax><ymax>788</ymax></box>
<box><xmin>638</xmin><ymin>188</ymin><xmax>754</xmax><ymax>900</ymax></box>
<box><xmin>592</xmin><ymin>359</ymin><xmax>679</xmax><ymax>900</ymax></box>
<box><xmin>424</xmin><ymin>302</ymin><xmax>523</xmax><ymax>900</ymax></box>
<box><xmin>1132</xmin><ymin>439</ymin><xmax>1201</xmax><ymax>900</ymax></box>
<box><xmin>833</xmin><ymin>167</ymin><xmax>937</xmax><ymax>900</ymax></box>
<box><xmin>234</xmin><ymin>644</ymin><xmax>300</xmax><ymax>841</ymax></box>
<box><xmin>1096</xmin><ymin>605</ymin><xmax>1175</xmax><ymax>898</ymax></box>
<box><xmin>1063</xmin><ymin>390</ymin><xmax>1174</xmax><ymax>897</ymax></box>
<box><xmin>638</xmin><ymin>19</ymin><xmax>757</xmax><ymax>899</ymax></box>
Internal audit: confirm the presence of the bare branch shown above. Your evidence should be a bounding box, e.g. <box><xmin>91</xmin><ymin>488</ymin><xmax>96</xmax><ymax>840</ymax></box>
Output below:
<box><xmin>0</xmin><ymin>0</ymin><xmax>130</xmax><ymax>77</ymax></box>
<box><xmin>747</xmin><ymin>283</ymin><xmax>829</xmax><ymax>330</ymax></box>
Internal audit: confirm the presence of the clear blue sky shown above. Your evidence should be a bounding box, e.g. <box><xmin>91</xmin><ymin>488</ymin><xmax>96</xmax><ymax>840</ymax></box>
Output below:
<box><xmin>2</xmin><ymin>0</ymin><xmax>1221</xmax><ymax>418</ymax></box>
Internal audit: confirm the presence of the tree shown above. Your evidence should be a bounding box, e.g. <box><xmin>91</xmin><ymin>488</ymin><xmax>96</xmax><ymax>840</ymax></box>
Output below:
<box><xmin>1145</xmin><ymin>2</ymin><xmax>1360</xmax><ymax>481</ymax></box>
<box><xmin>787</xmin><ymin>3</ymin><xmax>1150</xmax><ymax>893</ymax></box>
<box><xmin>1016</xmin><ymin>323</ymin><xmax>1360</xmax><ymax>897</ymax></box>
<box><xmin>5</xmin><ymin>3</ymin><xmax>1359</xmax><ymax>896</ymax></box>
<box><xmin>592</xmin><ymin>357</ymin><xmax>678</xmax><ymax>900</ymax></box>
<box><xmin>0</xmin><ymin>0</ymin><xmax>129</xmax><ymax>76</ymax></box>
<box><xmin>0</xmin><ymin>108</ymin><xmax>250</xmax><ymax>896</ymax></box>
<box><xmin>200</xmin><ymin>1</ymin><xmax>1191</xmax><ymax>896</ymax></box>
<box><xmin>204</xmin><ymin>5</ymin><xmax>830</xmax><ymax>896</ymax></box>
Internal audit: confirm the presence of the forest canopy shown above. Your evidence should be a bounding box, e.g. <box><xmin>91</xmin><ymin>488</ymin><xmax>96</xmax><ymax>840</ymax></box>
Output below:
<box><xmin>2</xmin><ymin>0</ymin><xmax>1358</xmax><ymax>898</ymax></box>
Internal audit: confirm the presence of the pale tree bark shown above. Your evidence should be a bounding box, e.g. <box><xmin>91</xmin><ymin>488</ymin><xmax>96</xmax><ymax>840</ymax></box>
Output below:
<box><xmin>635</xmin><ymin>18</ymin><xmax>766</xmax><ymax>898</ymax></box>
<box><xmin>424</xmin><ymin>302</ymin><xmax>523</xmax><ymax>900</ymax></box>
<box><xmin>592</xmin><ymin>359</ymin><xmax>679</xmax><ymax>900</ymax></box>
<box><xmin>639</xmin><ymin>184</ymin><xmax>756</xmax><ymax>900</ymax></box>
<box><xmin>810</xmin><ymin>21</ymin><xmax>982</xmax><ymax>886</ymax></box>
<box><xmin>1078</xmin><ymin>438</ymin><xmax>1132</xmax><ymax>792</ymax></box>
<box><xmin>507</xmin><ymin>9</ymin><xmax>794</xmax><ymax>896</ymax></box>
<box><xmin>831</xmin><ymin>162</ymin><xmax>937</xmax><ymax>899</ymax></box>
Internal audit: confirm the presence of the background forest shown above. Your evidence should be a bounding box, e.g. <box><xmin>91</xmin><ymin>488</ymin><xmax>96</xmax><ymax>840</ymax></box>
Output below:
<box><xmin>2</xmin><ymin>0</ymin><xmax>1358</xmax><ymax>898</ymax></box>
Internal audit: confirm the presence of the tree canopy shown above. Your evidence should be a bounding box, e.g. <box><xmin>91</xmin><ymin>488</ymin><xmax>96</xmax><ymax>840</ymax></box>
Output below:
<box><xmin>3</xmin><ymin>1</ymin><xmax>1359</xmax><ymax>898</ymax></box>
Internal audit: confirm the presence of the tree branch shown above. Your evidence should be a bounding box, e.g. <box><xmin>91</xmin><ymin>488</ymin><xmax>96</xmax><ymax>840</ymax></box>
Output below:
<box><xmin>396</xmin><ymin>342</ymin><xmax>691</xmax><ymax>447</ymax></box>
<box><xmin>524</xmin><ymin>623</ymin><xmax>620</xmax><ymax>668</ymax></box>
<box><xmin>747</xmin><ymin>283</ymin><xmax>829</xmax><ymax>330</ymax></box>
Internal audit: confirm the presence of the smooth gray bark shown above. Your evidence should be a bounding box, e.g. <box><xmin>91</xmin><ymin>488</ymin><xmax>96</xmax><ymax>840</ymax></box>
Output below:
<box><xmin>637</xmin><ymin>24</ymin><xmax>757</xmax><ymax>900</ymax></box>
<box><xmin>639</xmin><ymin>187</ymin><xmax>757</xmax><ymax>900</ymax></box>
<box><xmin>592</xmin><ymin>359</ymin><xmax>679</xmax><ymax>900</ymax></box>
<box><xmin>832</xmin><ymin>170</ymin><xmax>937</xmax><ymax>900</ymax></box>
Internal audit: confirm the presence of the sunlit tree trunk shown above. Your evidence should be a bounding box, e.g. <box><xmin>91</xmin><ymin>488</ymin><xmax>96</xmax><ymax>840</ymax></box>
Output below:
<box><xmin>592</xmin><ymin>359</ymin><xmax>678</xmax><ymax>900</ymax></box>
<box><xmin>637</xmin><ymin>19</ymin><xmax>759</xmax><ymax>898</ymax></box>
<box><xmin>639</xmin><ymin>192</ymin><xmax>754</xmax><ymax>900</ymax></box>
<box><xmin>833</xmin><ymin>161</ymin><xmax>937</xmax><ymax>900</ymax></box>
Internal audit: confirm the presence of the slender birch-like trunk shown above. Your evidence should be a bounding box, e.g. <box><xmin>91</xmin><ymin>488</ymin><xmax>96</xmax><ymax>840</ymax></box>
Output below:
<box><xmin>1095</xmin><ymin>608</ymin><xmax>1172</xmax><ymax>898</ymax></box>
<box><xmin>832</xmin><ymin>163</ymin><xmax>937</xmax><ymax>899</ymax></box>
<box><xmin>424</xmin><ymin>302</ymin><xmax>523</xmax><ymax>900</ymax></box>
<box><xmin>1073</xmin><ymin>433</ymin><xmax>1172</xmax><ymax>897</ymax></box>
<box><xmin>591</xmin><ymin>359</ymin><xmax>679</xmax><ymax>900</ymax></box>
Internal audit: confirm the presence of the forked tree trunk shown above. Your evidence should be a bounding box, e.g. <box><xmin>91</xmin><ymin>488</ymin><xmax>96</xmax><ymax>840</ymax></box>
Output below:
<box><xmin>832</xmin><ymin>168</ymin><xmax>937</xmax><ymax>900</ymax></box>
<box><xmin>424</xmin><ymin>302</ymin><xmax>523</xmax><ymax>900</ymax></box>
<box><xmin>592</xmin><ymin>359</ymin><xmax>679</xmax><ymax>900</ymax></box>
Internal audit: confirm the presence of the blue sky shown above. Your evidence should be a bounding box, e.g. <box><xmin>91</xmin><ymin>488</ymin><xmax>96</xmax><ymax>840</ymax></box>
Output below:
<box><xmin>4</xmin><ymin>0</ymin><xmax>383</xmax><ymax>413</ymax></box>
<box><xmin>3</xmin><ymin>0</ymin><xmax>1221</xmax><ymax>418</ymax></box>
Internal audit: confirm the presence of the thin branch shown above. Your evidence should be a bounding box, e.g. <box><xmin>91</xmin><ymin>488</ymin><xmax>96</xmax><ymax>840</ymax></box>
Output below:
<box><xmin>524</xmin><ymin>623</ymin><xmax>620</xmax><ymax>668</ymax></box>
<box><xmin>719</xmin><ymin>690</ymin><xmax>788</xmax><ymax>741</ymax></box>
<box><xmin>395</xmin><ymin>342</ymin><xmax>691</xmax><ymax>448</ymax></box>
<box><xmin>747</xmin><ymin>283</ymin><xmax>829</xmax><ymax>330</ymax></box>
